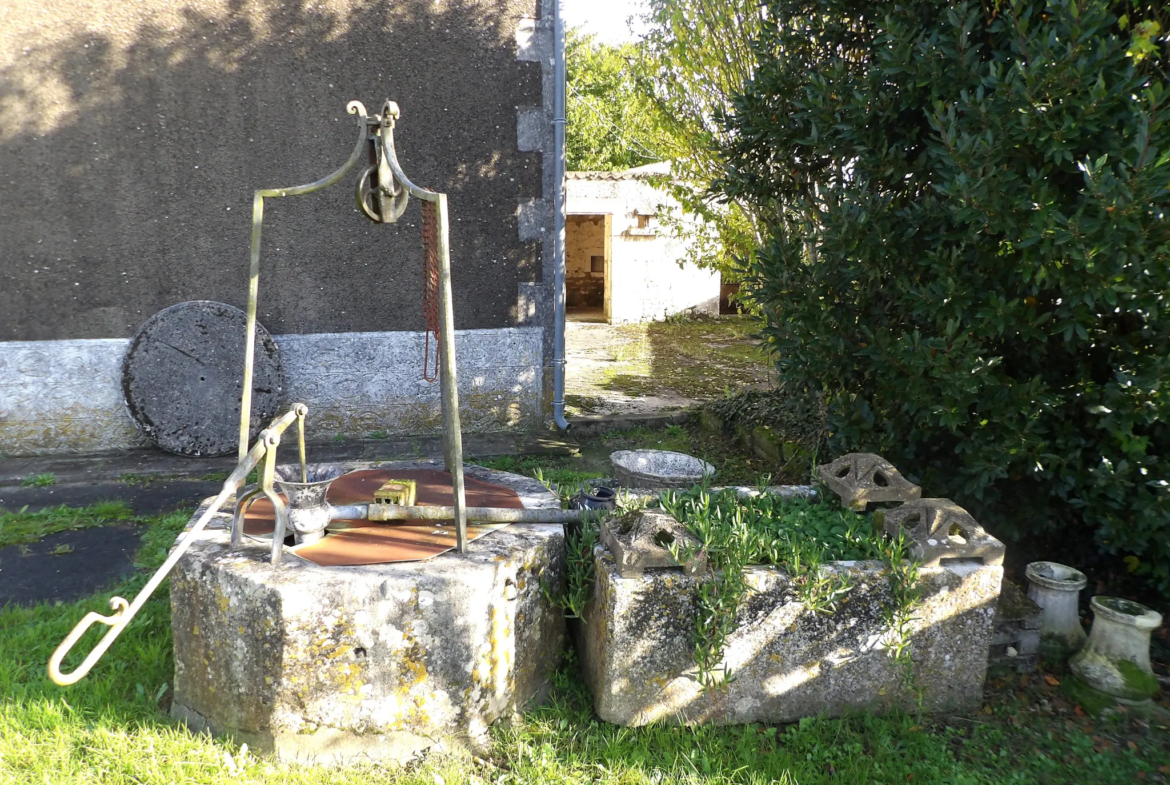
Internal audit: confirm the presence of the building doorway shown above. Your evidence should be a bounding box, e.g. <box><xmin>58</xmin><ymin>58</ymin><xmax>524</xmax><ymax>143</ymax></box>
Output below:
<box><xmin>565</xmin><ymin>214</ymin><xmax>611</xmax><ymax>323</ymax></box>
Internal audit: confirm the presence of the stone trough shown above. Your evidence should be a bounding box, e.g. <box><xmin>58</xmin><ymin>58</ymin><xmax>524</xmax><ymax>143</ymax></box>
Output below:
<box><xmin>578</xmin><ymin>550</ymin><xmax>1003</xmax><ymax>725</ymax></box>
<box><xmin>576</xmin><ymin>471</ymin><xmax>1006</xmax><ymax>726</ymax></box>
<box><xmin>168</xmin><ymin>461</ymin><xmax>566</xmax><ymax>766</ymax></box>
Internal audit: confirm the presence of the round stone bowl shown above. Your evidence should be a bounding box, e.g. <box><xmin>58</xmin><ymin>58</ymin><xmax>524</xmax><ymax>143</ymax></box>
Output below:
<box><xmin>610</xmin><ymin>449</ymin><xmax>715</xmax><ymax>489</ymax></box>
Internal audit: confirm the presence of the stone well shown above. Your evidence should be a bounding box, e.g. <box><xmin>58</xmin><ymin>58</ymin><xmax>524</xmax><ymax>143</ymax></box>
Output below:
<box><xmin>578</xmin><ymin>536</ymin><xmax>1004</xmax><ymax>726</ymax></box>
<box><xmin>168</xmin><ymin>461</ymin><xmax>566</xmax><ymax>766</ymax></box>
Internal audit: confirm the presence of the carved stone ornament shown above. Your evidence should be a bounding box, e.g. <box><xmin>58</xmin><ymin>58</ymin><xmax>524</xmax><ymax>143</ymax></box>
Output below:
<box><xmin>883</xmin><ymin>498</ymin><xmax>1005</xmax><ymax>568</ymax></box>
<box><xmin>600</xmin><ymin>509</ymin><xmax>708</xmax><ymax>579</ymax></box>
<box><xmin>816</xmin><ymin>453</ymin><xmax>921</xmax><ymax>511</ymax></box>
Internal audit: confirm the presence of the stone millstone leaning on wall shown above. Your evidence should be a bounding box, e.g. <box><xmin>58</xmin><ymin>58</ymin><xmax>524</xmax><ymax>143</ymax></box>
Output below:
<box><xmin>576</xmin><ymin>454</ymin><xmax>1006</xmax><ymax>726</ymax></box>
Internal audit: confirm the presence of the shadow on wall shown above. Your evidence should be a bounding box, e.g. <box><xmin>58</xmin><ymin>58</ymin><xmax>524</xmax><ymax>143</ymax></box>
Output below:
<box><xmin>0</xmin><ymin>0</ymin><xmax>542</xmax><ymax>342</ymax></box>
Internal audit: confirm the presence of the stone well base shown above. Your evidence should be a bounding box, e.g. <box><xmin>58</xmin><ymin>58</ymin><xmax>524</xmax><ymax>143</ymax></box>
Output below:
<box><xmin>578</xmin><ymin>548</ymin><xmax>1002</xmax><ymax>726</ymax></box>
<box><xmin>169</xmin><ymin>462</ymin><xmax>566</xmax><ymax>766</ymax></box>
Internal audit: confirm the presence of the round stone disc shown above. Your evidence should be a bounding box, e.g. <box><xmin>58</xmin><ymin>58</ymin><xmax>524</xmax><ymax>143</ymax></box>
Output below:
<box><xmin>122</xmin><ymin>301</ymin><xmax>284</xmax><ymax>457</ymax></box>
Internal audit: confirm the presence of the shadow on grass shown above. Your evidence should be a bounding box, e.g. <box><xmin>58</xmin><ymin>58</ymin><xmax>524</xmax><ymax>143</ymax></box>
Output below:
<box><xmin>593</xmin><ymin>317</ymin><xmax>772</xmax><ymax>403</ymax></box>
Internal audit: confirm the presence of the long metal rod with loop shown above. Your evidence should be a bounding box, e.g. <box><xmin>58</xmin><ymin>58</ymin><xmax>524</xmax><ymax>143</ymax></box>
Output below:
<box><xmin>238</xmin><ymin>102</ymin><xmax>371</xmax><ymax>461</ymax></box>
<box><xmin>48</xmin><ymin>405</ymin><xmax>307</xmax><ymax>686</ymax></box>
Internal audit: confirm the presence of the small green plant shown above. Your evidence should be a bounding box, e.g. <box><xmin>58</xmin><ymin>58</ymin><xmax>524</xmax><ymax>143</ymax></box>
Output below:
<box><xmin>332</xmin><ymin>433</ymin><xmax>346</xmax><ymax>443</ymax></box>
<box><xmin>877</xmin><ymin>530</ymin><xmax>923</xmax><ymax>694</ymax></box>
<box><xmin>658</xmin><ymin>486</ymin><xmax>921</xmax><ymax>690</ymax></box>
<box><xmin>368</xmin><ymin>430</ymin><xmax>388</xmax><ymax>440</ymax></box>
<box><xmin>118</xmin><ymin>473</ymin><xmax>173</xmax><ymax>487</ymax></box>
<box><xmin>545</xmin><ymin>512</ymin><xmax>601</xmax><ymax>620</ymax></box>
<box><xmin>20</xmin><ymin>473</ymin><xmax>57</xmax><ymax>487</ymax></box>
<box><xmin>51</xmin><ymin>543</ymin><xmax>74</xmax><ymax>556</ymax></box>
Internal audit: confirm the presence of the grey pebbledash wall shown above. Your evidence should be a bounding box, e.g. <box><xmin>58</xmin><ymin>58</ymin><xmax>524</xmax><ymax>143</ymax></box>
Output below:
<box><xmin>0</xmin><ymin>0</ymin><xmax>559</xmax><ymax>455</ymax></box>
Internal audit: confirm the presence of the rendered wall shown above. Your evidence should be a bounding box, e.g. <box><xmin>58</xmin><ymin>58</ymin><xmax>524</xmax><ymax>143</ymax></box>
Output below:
<box><xmin>0</xmin><ymin>329</ymin><xmax>543</xmax><ymax>456</ymax></box>
<box><xmin>565</xmin><ymin>174</ymin><xmax>719</xmax><ymax>324</ymax></box>
<box><xmin>0</xmin><ymin>0</ymin><xmax>561</xmax><ymax>455</ymax></box>
<box><xmin>0</xmin><ymin>0</ymin><xmax>545</xmax><ymax>339</ymax></box>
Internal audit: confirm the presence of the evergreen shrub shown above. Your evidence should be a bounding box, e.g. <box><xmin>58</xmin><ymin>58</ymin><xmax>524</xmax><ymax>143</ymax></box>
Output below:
<box><xmin>719</xmin><ymin>1</ymin><xmax>1170</xmax><ymax>590</ymax></box>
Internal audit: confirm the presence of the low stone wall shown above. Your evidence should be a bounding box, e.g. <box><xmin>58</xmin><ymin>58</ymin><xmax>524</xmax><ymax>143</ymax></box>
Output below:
<box><xmin>0</xmin><ymin>327</ymin><xmax>542</xmax><ymax>456</ymax></box>
<box><xmin>169</xmin><ymin>462</ymin><xmax>565</xmax><ymax>766</ymax></box>
<box><xmin>578</xmin><ymin>548</ymin><xmax>1003</xmax><ymax>726</ymax></box>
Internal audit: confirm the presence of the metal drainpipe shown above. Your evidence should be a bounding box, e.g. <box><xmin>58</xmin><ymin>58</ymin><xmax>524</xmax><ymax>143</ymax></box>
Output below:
<box><xmin>551</xmin><ymin>0</ymin><xmax>570</xmax><ymax>431</ymax></box>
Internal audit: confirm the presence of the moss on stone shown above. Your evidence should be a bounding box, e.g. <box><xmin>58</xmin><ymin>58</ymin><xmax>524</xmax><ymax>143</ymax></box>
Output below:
<box><xmin>1116</xmin><ymin>659</ymin><xmax>1159</xmax><ymax>699</ymax></box>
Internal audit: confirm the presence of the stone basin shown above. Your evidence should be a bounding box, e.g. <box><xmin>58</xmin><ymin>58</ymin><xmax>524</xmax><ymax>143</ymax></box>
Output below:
<box><xmin>578</xmin><ymin>551</ymin><xmax>1003</xmax><ymax>725</ymax></box>
<box><xmin>168</xmin><ymin>460</ymin><xmax>566</xmax><ymax>766</ymax></box>
<box><xmin>577</xmin><ymin>502</ymin><xmax>1005</xmax><ymax>726</ymax></box>
<box><xmin>610</xmin><ymin>449</ymin><xmax>715</xmax><ymax>489</ymax></box>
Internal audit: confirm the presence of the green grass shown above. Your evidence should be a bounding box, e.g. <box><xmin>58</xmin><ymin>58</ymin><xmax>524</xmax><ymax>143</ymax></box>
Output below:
<box><xmin>2</xmin><ymin>503</ymin><xmax>1168</xmax><ymax>783</ymax></box>
<box><xmin>0</xmin><ymin>501</ymin><xmax>135</xmax><ymax>549</ymax></box>
<box><xmin>478</xmin><ymin>422</ymin><xmax>803</xmax><ymax>490</ymax></box>
<box><xmin>474</xmin><ymin>454</ymin><xmax>607</xmax><ymax>491</ymax></box>
<box><xmin>599</xmin><ymin>317</ymin><xmax>772</xmax><ymax>401</ymax></box>
<box><xmin>661</xmin><ymin>488</ymin><xmax>880</xmax><ymax>566</ymax></box>
<box><xmin>19</xmin><ymin>472</ymin><xmax>57</xmax><ymax>488</ymax></box>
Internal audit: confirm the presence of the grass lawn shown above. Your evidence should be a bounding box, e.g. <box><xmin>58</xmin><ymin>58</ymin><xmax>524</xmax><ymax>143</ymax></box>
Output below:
<box><xmin>481</xmin><ymin>421</ymin><xmax>802</xmax><ymax>489</ymax></box>
<box><xmin>3</xmin><ymin>429</ymin><xmax>1169</xmax><ymax>783</ymax></box>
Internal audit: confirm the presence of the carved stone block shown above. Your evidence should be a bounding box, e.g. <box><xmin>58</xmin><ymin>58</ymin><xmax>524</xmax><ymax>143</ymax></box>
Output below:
<box><xmin>816</xmin><ymin>453</ymin><xmax>921</xmax><ymax>511</ymax></box>
<box><xmin>372</xmin><ymin>479</ymin><xmax>417</xmax><ymax>506</ymax></box>
<box><xmin>599</xmin><ymin>510</ymin><xmax>707</xmax><ymax>579</ymax></box>
<box><xmin>883</xmin><ymin>498</ymin><xmax>1005</xmax><ymax>568</ymax></box>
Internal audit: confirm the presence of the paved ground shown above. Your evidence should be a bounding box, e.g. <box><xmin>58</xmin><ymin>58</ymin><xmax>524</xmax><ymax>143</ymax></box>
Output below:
<box><xmin>564</xmin><ymin>314</ymin><xmax>772</xmax><ymax>417</ymax></box>
<box><xmin>0</xmin><ymin>525</ymin><xmax>144</xmax><ymax>606</ymax></box>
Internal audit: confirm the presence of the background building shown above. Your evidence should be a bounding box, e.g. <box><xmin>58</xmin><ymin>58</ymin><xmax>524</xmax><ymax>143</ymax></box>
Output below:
<box><xmin>565</xmin><ymin>165</ymin><xmax>720</xmax><ymax>324</ymax></box>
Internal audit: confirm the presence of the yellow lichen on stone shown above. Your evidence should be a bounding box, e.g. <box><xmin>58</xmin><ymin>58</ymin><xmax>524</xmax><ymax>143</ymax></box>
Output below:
<box><xmin>396</xmin><ymin>631</ymin><xmax>429</xmax><ymax>692</ymax></box>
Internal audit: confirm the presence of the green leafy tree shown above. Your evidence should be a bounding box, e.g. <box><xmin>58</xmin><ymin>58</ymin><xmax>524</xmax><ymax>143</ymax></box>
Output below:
<box><xmin>720</xmin><ymin>1</ymin><xmax>1170</xmax><ymax>591</ymax></box>
<box><xmin>566</xmin><ymin>30</ymin><xmax>667</xmax><ymax>171</ymax></box>
<box><xmin>636</xmin><ymin>0</ymin><xmax>768</xmax><ymax>278</ymax></box>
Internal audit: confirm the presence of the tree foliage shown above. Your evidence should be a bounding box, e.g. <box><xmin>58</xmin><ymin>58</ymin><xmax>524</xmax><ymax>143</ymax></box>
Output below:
<box><xmin>637</xmin><ymin>0</ymin><xmax>767</xmax><ymax>277</ymax></box>
<box><xmin>565</xmin><ymin>30</ymin><xmax>667</xmax><ymax>171</ymax></box>
<box><xmin>720</xmin><ymin>1</ymin><xmax>1170</xmax><ymax>590</ymax></box>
